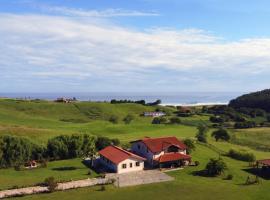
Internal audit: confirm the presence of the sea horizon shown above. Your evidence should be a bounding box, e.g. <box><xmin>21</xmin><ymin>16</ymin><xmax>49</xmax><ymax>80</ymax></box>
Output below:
<box><xmin>0</xmin><ymin>91</ymin><xmax>241</xmax><ymax>106</ymax></box>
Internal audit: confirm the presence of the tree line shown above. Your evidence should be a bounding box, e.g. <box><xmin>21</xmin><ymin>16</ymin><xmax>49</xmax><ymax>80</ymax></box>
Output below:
<box><xmin>0</xmin><ymin>134</ymin><xmax>120</xmax><ymax>168</ymax></box>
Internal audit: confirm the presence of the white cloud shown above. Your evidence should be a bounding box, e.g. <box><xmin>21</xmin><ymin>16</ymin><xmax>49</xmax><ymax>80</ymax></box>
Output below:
<box><xmin>1</xmin><ymin>13</ymin><xmax>270</xmax><ymax>91</ymax></box>
<box><xmin>40</xmin><ymin>6</ymin><xmax>160</xmax><ymax>17</ymax></box>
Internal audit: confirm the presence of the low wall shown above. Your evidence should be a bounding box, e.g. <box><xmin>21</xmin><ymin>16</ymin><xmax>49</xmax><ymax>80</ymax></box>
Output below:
<box><xmin>0</xmin><ymin>178</ymin><xmax>110</xmax><ymax>199</ymax></box>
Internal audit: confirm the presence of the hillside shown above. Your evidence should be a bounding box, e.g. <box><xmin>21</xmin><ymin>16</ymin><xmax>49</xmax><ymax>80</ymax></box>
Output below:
<box><xmin>229</xmin><ymin>89</ymin><xmax>270</xmax><ymax>112</ymax></box>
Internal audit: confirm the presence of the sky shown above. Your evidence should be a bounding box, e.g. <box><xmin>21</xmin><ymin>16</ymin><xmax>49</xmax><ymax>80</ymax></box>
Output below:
<box><xmin>1</xmin><ymin>0</ymin><xmax>270</xmax><ymax>93</ymax></box>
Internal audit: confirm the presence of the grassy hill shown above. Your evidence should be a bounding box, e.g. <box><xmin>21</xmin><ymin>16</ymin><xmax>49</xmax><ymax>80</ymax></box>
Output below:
<box><xmin>2</xmin><ymin>98</ymin><xmax>270</xmax><ymax>199</ymax></box>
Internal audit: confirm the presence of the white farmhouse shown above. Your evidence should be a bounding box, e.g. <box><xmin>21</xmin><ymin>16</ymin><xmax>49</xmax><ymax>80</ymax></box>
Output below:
<box><xmin>130</xmin><ymin>136</ymin><xmax>191</xmax><ymax>168</ymax></box>
<box><xmin>99</xmin><ymin>145</ymin><xmax>146</xmax><ymax>174</ymax></box>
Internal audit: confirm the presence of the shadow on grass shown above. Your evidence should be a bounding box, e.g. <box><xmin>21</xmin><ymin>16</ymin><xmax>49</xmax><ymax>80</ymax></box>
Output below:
<box><xmin>52</xmin><ymin>167</ymin><xmax>78</xmax><ymax>171</ymax></box>
<box><xmin>190</xmin><ymin>170</ymin><xmax>216</xmax><ymax>177</ymax></box>
<box><xmin>242</xmin><ymin>168</ymin><xmax>270</xmax><ymax>180</ymax></box>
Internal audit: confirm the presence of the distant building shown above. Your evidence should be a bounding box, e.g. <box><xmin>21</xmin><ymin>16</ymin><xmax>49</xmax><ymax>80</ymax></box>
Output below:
<box><xmin>131</xmin><ymin>136</ymin><xmax>191</xmax><ymax>168</ymax></box>
<box><xmin>143</xmin><ymin>112</ymin><xmax>166</xmax><ymax>117</ymax></box>
<box><xmin>55</xmin><ymin>97</ymin><xmax>77</xmax><ymax>103</ymax></box>
<box><xmin>98</xmin><ymin>145</ymin><xmax>145</xmax><ymax>174</ymax></box>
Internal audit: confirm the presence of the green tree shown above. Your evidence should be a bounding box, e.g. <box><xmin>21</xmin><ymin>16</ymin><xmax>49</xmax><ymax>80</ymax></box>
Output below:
<box><xmin>211</xmin><ymin>128</ymin><xmax>230</xmax><ymax>142</ymax></box>
<box><xmin>205</xmin><ymin>158</ymin><xmax>227</xmax><ymax>176</ymax></box>
<box><xmin>123</xmin><ymin>114</ymin><xmax>135</xmax><ymax>124</ymax></box>
<box><xmin>183</xmin><ymin>139</ymin><xmax>196</xmax><ymax>154</ymax></box>
<box><xmin>196</xmin><ymin>124</ymin><xmax>208</xmax><ymax>143</ymax></box>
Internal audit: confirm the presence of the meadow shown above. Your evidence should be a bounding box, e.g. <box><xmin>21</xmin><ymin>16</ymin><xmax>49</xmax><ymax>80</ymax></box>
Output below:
<box><xmin>1</xmin><ymin>98</ymin><xmax>270</xmax><ymax>199</ymax></box>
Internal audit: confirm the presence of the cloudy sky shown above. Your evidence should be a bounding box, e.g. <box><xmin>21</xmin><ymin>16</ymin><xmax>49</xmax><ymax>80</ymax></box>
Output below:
<box><xmin>1</xmin><ymin>0</ymin><xmax>270</xmax><ymax>93</ymax></box>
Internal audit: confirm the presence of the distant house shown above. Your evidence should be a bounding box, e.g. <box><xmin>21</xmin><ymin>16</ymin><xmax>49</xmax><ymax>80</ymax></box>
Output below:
<box><xmin>131</xmin><ymin>137</ymin><xmax>191</xmax><ymax>168</ymax></box>
<box><xmin>143</xmin><ymin>112</ymin><xmax>166</xmax><ymax>117</ymax></box>
<box><xmin>98</xmin><ymin>145</ymin><xmax>146</xmax><ymax>174</ymax></box>
<box><xmin>24</xmin><ymin>160</ymin><xmax>37</xmax><ymax>169</ymax></box>
<box><xmin>55</xmin><ymin>97</ymin><xmax>77</xmax><ymax>103</ymax></box>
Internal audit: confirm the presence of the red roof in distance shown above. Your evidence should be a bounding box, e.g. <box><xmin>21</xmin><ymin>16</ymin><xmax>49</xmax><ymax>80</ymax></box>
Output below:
<box><xmin>257</xmin><ymin>159</ymin><xmax>270</xmax><ymax>166</ymax></box>
<box><xmin>131</xmin><ymin>136</ymin><xmax>187</xmax><ymax>153</ymax></box>
<box><xmin>99</xmin><ymin>145</ymin><xmax>146</xmax><ymax>164</ymax></box>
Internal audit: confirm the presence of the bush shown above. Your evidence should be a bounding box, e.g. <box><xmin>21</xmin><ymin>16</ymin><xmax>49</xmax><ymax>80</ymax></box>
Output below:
<box><xmin>123</xmin><ymin>114</ymin><xmax>135</xmax><ymax>124</ymax></box>
<box><xmin>194</xmin><ymin>161</ymin><xmax>200</xmax><ymax>166</ymax></box>
<box><xmin>169</xmin><ymin>117</ymin><xmax>181</xmax><ymax>124</ymax></box>
<box><xmin>227</xmin><ymin>149</ymin><xmax>256</xmax><ymax>162</ymax></box>
<box><xmin>14</xmin><ymin>164</ymin><xmax>23</xmax><ymax>171</ymax></box>
<box><xmin>109</xmin><ymin>115</ymin><xmax>119</xmax><ymax>124</ymax></box>
<box><xmin>183</xmin><ymin>139</ymin><xmax>196</xmax><ymax>154</ymax></box>
<box><xmin>44</xmin><ymin>177</ymin><xmax>58</xmax><ymax>192</ymax></box>
<box><xmin>211</xmin><ymin>128</ymin><xmax>230</xmax><ymax>142</ymax></box>
<box><xmin>234</xmin><ymin>121</ymin><xmax>256</xmax><ymax>129</ymax></box>
<box><xmin>152</xmin><ymin>117</ymin><xmax>167</xmax><ymax>124</ymax></box>
<box><xmin>196</xmin><ymin>124</ymin><xmax>208</xmax><ymax>143</ymax></box>
<box><xmin>205</xmin><ymin>158</ymin><xmax>227</xmax><ymax>176</ymax></box>
<box><xmin>226</xmin><ymin>174</ymin><xmax>233</xmax><ymax>180</ymax></box>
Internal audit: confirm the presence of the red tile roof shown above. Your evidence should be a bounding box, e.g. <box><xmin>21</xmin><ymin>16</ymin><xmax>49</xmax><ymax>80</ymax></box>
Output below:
<box><xmin>257</xmin><ymin>159</ymin><xmax>270</xmax><ymax>166</ymax></box>
<box><xmin>155</xmin><ymin>152</ymin><xmax>191</xmax><ymax>163</ymax></box>
<box><xmin>99</xmin><ymin>145</ymin><xmax>146</xmax><ymax>165</ymax></box>
<box><xmin>132</xmin><ymin>136</ymin><xmax>187</xmax><ymax>153</ymax></box>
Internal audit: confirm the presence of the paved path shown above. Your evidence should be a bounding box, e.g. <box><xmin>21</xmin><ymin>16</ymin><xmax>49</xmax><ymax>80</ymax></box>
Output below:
<box><xmin>106</xmin><ymin>170</ymin><xmax>174</xmax><ymax>187</ymax></box>
<box><xmin>0</xmin><ymin>178</ymin><xmax>110</xmax><ymax>199</ymax></box>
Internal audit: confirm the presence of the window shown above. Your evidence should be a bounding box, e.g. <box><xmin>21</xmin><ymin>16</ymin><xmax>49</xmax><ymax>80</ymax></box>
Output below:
<box><xmin>122</xmin><ymin>164</ymin><xmax>127</xmax><ymax>169</ymax></box>
<box><xmin>130</xmin><ymin>163</ymin><xmax>133</xmax><ymax>168</ymax></box>
<box><xmin>136</xmin><ymin>162</ymin><xmax>140</xmax><ymax>167</ymax></box>
<box><xmin>146</xmin><ymin>148</ymin><xmax>149</xmax><ymax>153</ymax></box>
<box><xmin>137</xmin><ymin>144</ymin><xmax>140</xmax><ymax>149</ymax></box>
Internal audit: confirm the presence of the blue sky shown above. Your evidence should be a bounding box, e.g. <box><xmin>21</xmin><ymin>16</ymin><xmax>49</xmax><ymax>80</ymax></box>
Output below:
<box><xmin>1</xmin><ymin>0</ymin><xmax>270</xmax><ymax>92</ymax></box>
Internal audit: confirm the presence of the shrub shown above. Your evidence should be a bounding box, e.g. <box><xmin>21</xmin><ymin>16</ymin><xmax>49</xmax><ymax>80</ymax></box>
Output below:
<box><xmin>196</xmin><ymin>124</ymin><xmax>208</xmax><ymax>143</ymax></box>
<box><xmin>194</xmin><ymin>161</ymin><xmax>200</xmax><ymax>166</ymax></box>
<box><xmin>14</xmin><ymin>164</ymin><xmax>23</xmax><ymax>171</ymax></box>
<box><xmin>109</xmin><ymin>115</ymin><xmax>119</xmax><ymax>124</ymax></box>
<box><xmin>100</xmin><ymin>185</ymin><xmax>106</xmax><ymax>191</ymax></box>
<box><xmin>169</xmin><ymin>117</ymin><xmax>181</xmax><ymax>124</ymax></box>
<box><xmin>183</xmin><ymin>139</ymin><xmax>196</xmax><ymax>154</ymax></box>
<box><xmin>226</xmin><ymin>174</ymin><xmax>233</xmax><ymax>180</ymax></box>
<box><xmin>123</xmin><ymin>114</ymin><xmax>135</xmax><ymax>124</ymax></box>
<box><xmin>227</xmin><ymin>149</ymin><xmax>256</xmax><ymax>162</ymax></box>
<box><xmin>211</xmin><ymin>128</ymin><xmax>230</xmax><ymax>142</ymax></box>
<box><xmin>44</xmin><ymin>177</ymin><xmax>58</xmax><ymax>192</ymax></box>
<box><xmin>44</xmin><ymin>176</ymin><xmax>58</xmax><ymax>192</ymax></box>
<box><xmin>205</xmin><ymin>158</ymin><xmax>227</xmax><ymax>176</ymax></box>
<box><xmin>152</xmin><ymin>117</ymin><xmax>167</xmax><ymax>124</ymax></box>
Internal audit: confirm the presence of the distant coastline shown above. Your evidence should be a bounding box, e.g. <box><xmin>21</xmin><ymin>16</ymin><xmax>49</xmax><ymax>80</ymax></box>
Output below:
<box><xmin>0</xmin><ymin>92</ymin><xmax>239</xmax><ymax>106</ymax></box>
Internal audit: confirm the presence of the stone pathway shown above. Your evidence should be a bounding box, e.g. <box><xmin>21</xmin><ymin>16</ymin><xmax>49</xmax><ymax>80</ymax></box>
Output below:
<box><xmin>106</xmin><ymin>170</ymin><xmax>174</xmax><ymax>187</ymax></box>
<box><xmin>0</xmin><ymin>178</ymin><xmax>110</xmax><ymax>199</ymax></box>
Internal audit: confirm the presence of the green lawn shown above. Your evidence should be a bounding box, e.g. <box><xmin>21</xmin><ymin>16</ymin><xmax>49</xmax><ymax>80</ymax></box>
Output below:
<box><xmin>0</xmin><ymin>158</ymin><xmax>96</xmax><ymax>190</ymax></box>
<box><xmin>12</xmin><ymin>144</ymin><xmax>270</xmax><ymax>200</ymax></box>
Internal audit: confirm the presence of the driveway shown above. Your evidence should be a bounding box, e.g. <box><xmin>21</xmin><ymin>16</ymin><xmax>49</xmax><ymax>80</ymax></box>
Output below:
<box><xmin>106</xmin><ymin>170</ymin><xmax>174</xmax><ymax>187</ymax></box>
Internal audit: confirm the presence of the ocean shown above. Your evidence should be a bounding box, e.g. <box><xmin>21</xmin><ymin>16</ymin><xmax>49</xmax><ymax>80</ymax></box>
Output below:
<box><xmin>0</xmin><ymin>92</ymin><xmax>241</xmax><ymax>106</ymax></box>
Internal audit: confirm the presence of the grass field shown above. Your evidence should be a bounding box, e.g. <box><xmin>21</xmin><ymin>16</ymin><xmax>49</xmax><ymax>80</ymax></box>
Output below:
<box><xmin>11</xmin><ymin>144</ymin><xmax>270</xmax><ymax>200</ymax></box>
<box><xmin>1</xmin><ymin>99</ymin><xmax>270</xmax><ymax>199</ymax></box>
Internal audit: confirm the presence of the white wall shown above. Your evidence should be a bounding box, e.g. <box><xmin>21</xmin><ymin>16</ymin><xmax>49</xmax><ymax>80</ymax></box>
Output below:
<box><xmin>117</xmin><ymin>158</ymin><xmax>144</xmax><ymax>174</ymax></box>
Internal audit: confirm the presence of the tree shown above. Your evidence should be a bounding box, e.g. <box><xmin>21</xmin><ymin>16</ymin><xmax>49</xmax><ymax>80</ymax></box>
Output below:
<box><xmin>81</xmin><ymin>135</ymin><xmax>97</xmax><ymax>166</ymax></box>
<box><xmin>196</xmin><ymin>124</ymin><xmax>208</xmax><ymax>143</ymax></box>
<box><xmin>205</xmin><ymin>158</ymin><xmax>227</xmax><ymax>176</ymax></box>
<box><xmin>211</xmin><ymin>128</ymin><xmax>230</xmax><ymax>142</ymax></box>
<box><xmin>95</xmin><ymin>137</ymin><xmax>112</xmax><ymax>150</ymax></box>
<box><xmin>123</xmin><ymin>114</ymin><xmax>135</xmax><ymax>124</ymax></box>
<box><xmin>109</xmin><ymin>115</ymin><xmax>119</xmax><ymax>124</ymax></box>
<box><xmin>183</xmin><ymin>139</ymin><xmax>195</xmax><ymax>154</ymax></box>
<box><xmin>169</xmin><ymin>117</ymin><xmax>181</xmax><ymax>124</ymax></box>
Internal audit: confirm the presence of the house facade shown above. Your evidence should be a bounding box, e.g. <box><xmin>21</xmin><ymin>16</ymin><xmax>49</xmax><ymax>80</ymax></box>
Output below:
<box><xmin>143</xmin><ymin>112</ymin><xmax>166</xmax><ymax>117</ymax></box>
<box><xmin>131</xmin><ymin>136</ymin><xmax>191</xmax><ymax>168</ymax></box>
<box><xmin>99</xmin><ymin>145</ymin><xmax>145</xmax><ymax>174</ymax></box>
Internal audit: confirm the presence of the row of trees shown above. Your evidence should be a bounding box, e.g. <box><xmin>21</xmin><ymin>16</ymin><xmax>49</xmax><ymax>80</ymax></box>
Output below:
<box><xmin>110</xmin><ymin>99</ymin><xmax>161</xmax><ymax>106</ymax></box>
<box><xmin>196</xmin><ymin>124</ymin><xmax>230</xmax><ymax>143</ymax></box>
<box><xmin>0</xmin><ymin>134</ymin><xmax>120</xmax><ymax>168</ymax></box>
